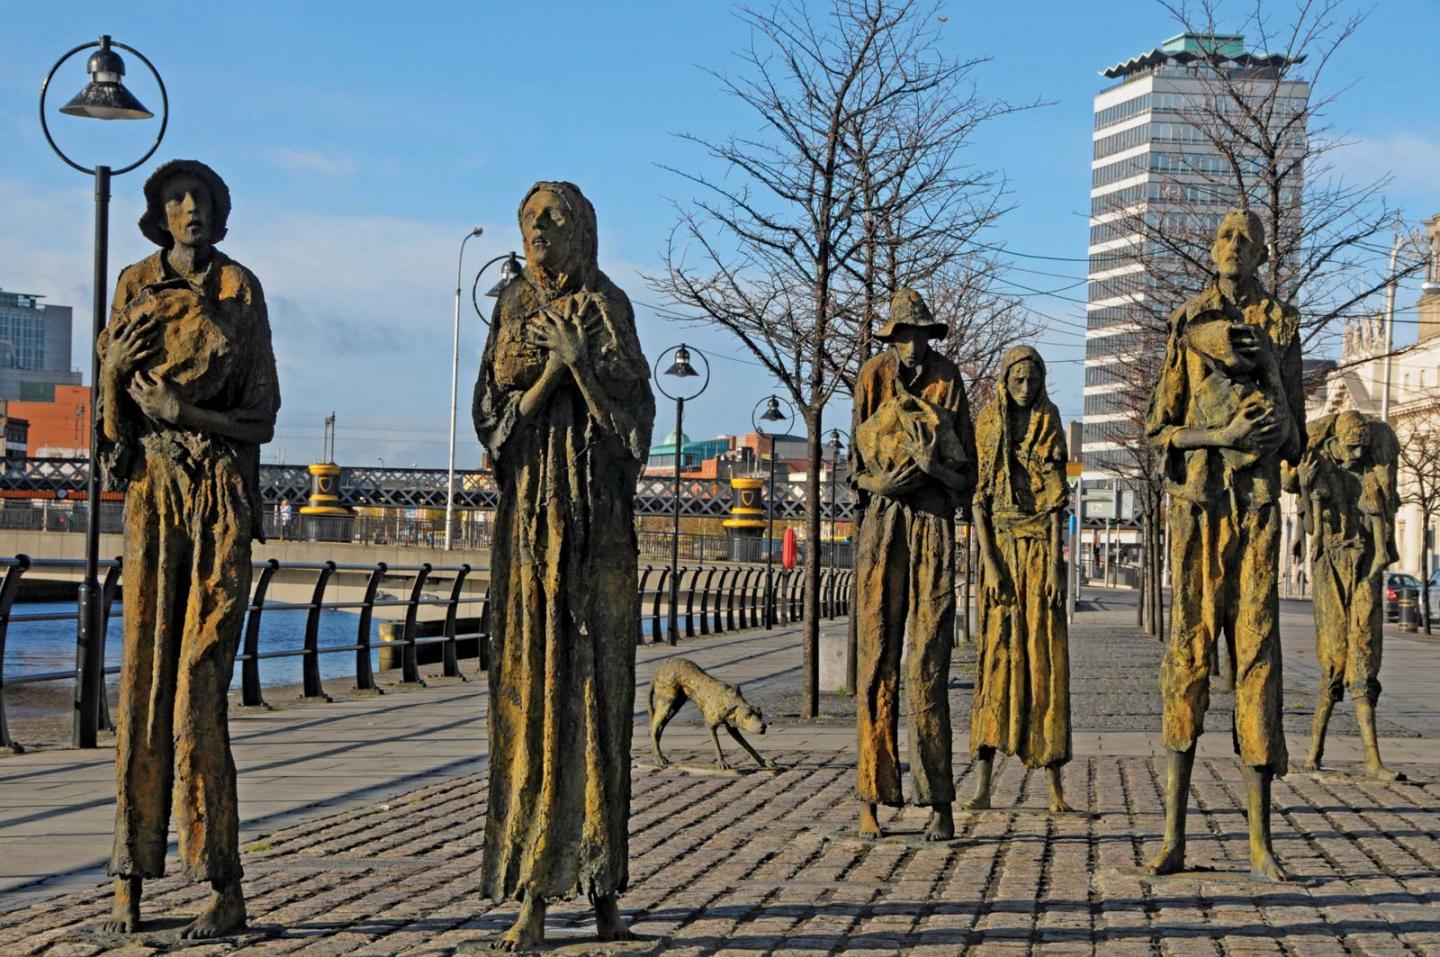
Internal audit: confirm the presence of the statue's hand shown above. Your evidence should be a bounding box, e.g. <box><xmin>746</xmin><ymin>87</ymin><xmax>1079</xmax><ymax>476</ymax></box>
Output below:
<box><xmin>127</xmin><ymin>371</ymin><xmax>182</xmax><ymax>425</ymax></box>
<box><xmin>107</xmin><ymin>313</ymin><xmax>161</xmax><ymax>376</ymax></box>
<box><xmin>1046</xmin><ymin>561</ymin><xmax>1065</xmax><ymax>607</ymax></box>
<box><xmin>531</xmin><ymin>308</ymin><xmax>588</xmax><ymax>368</ymax></box>
<box><xmin>1297</xmin><ymin>458</ymin><xmax>1318</xmax><ymax>491</ymax></box>
<box><xmin>981</xmin><ymin>554</ymin><xmax>1008</xmax><ymax>603</ymax></box>
<box><xmin>1228</xmin><ymin>323</ymin><xmax>1263</xmax><ymax>369</ymax></box>
<box><xmin>879</xmin><ymin>462</ymin><xmax>924</xmax><ymax>498</ymax></box>
<box><xmin>1221</xmin><ymin>395</ymin><xmax>1281</xmax><ymax>452</ymax></box>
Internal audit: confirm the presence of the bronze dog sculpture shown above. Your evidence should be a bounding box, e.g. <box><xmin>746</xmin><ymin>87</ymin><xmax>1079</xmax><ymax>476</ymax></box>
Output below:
<box><xmin>649</xmin><ymin>659</ymin><xmax>776</xmax><ymax>771</ymax></box>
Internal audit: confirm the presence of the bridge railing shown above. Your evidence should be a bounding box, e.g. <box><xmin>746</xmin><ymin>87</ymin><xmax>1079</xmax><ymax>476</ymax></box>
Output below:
<box><xmin>0</xmin><ymin>553</ymin><xmax>857</xmax><ymax>751</ymax></box>
<box><xmin>0</xmin><ymin>458</ymin><xmax>860</xmax><ymax>521</ymax></box>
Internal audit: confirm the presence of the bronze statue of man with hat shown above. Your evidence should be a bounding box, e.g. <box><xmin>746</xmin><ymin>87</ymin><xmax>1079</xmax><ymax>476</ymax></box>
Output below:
<box><xmin>97</xmin><ymin>159</ymin><xmax>280</xmax><ymax>938</ymax></box>
<box><xmin>851</xmin><ymin>288</ymin><xmax>975</xmax><ymax>841</ymax></box>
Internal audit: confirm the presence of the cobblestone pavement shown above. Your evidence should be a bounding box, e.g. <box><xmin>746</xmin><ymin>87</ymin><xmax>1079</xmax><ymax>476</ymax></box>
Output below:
<box><xmin>2</xmin><ymin>597</ymin><xmax>1439</xmax><ymax>955</ymax></box>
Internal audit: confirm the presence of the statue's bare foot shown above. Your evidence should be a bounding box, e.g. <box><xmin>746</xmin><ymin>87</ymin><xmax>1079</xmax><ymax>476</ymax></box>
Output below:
<box><xmin>858</xmin><ymin>803</ymin><xmax>881</xmax><ymax>839</ymax></box>
<box><xmin>923</xmin><ymin>806</ymin><xmax>954</xmax><ymax>841</ymax></box>
<box><xmin>653</xmin><ymin>753</ymin><xmax>669</xmax><ymax>769</ymax></box>
<box><xmin>1249</xmin><ymin>850</ymin><xmax>1289</xmax><ymax>883</ymax></box>
<box><xmin>495</xmin><ymin>898</ymin><xmax>544</xmax><ymax>952</ymax></box>
<box><xmin>99</xmin><ymin>877</ymin><xmax>140</xmax><ymax>934</ymax></box>
<box><xmin>179</xmin><ymin>881</ymin><xmax>246</xmax><ymax>940</ymax></box>
<box><xmin>594</xmin><ymin>893</ymin><xmax>632</xmax><ymax>942</ymax></box>
<box><xmin>1364</xmin><ymin>760</ymin><xmax>1404</xmax><ymax>782</ymax></box>
<box><xmin>1049</xmin><ymin>795</ymin><xmax>1076</xmax><ymax>813</ymax></box>
<box><xmin>1145</xmin><ymin>843</ymin><xmax>1186</xmax><ymax>876</ymax></box>
<box><xmin>1303</xmin><ymin>755</ymin><xmax>1322</xmax><ymax>773</ymax></box>
<box><xmin>960</xmin><ymin>792</ymin><xmax>991</xmax><ymax>811</ymax></box>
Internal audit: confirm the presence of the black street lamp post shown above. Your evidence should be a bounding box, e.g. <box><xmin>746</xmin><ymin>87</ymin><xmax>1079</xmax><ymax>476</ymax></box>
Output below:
<box><xmin>442</xmin><ymin>250</ymin><xmax>523</xmax><ymax>549</ymax></box>
<box><xmin>40</xmin><ymin>35</ymin><xmax>167</xmax><ymax>748</ymax></box>
<box><xmin>823</xmin><ymin>428</ymin><xmax>849</xmax><ymax>577</ymax></box>
<box><xmin>655</xmin><ymin>345</ymin><xmax>709</xmax><ymax>645</ymax></box>
<box><xmin>752</xmin><ymin>395</ymin><xmax>793</xmax><ymax>630</ymax></box>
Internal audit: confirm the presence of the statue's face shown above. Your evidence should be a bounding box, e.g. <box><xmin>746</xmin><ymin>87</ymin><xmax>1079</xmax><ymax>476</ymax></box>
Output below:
<box><xmin>888</xmin><ymin>326</ymin><xmax>929</xmax><ymax>370</ymax></box>
<box><xmin>1006</xmin><ymin>359</ymin><xmax>1040</xmax><ymax>409</ymax></box>
<box><xmin>1211</xmin><ymin>213</ymin><xmax>1264</xmax><ymax>282</ymax></box>
<box><xmin>521</xmin><ymin>190</ymin><xmax>576</xmax><ymax>272</ymax></box>
<box><xmin>160</xmin><ymin>173</ymin><xmax>212</xmax><ymax>249</ymax></box>
<box><xmin>1329</xmin><ymin>420</ymin><xmax>1369</xmax><ymax>470</ymax></box>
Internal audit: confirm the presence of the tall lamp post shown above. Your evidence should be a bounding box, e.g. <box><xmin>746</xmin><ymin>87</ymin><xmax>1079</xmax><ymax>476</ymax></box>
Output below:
<box><xmin>752</xmin><ymin>395</ymin><xmax>794</xmax><ymax>629</ymax></box>
<box><xmin>443</xmin><ymin>251</ymin><xmax>522</xmax><ymax>549</ymax></box>
<box><xmin>445</xmin><ymin>227</ymin><xmax>483</xmax><ymax>550</ymax></box>
<box><xmin>655</xmin><ymin>344</ymin><xmax>710</xmax><ymax>645</ymax></box>
<box><xmin>40</xmin><ymin>35</ymin><xmax>167</xmax><ymax>748</ymax></box>
<box><xmin>822</xmin><ymin>428</ymin><xmax>850</xmax><ymax>577</ymax></box>
<box><xmin>1380</xmin><ymin>216</ymin><xmax>1433</xmax><ymax>424</ymax></box>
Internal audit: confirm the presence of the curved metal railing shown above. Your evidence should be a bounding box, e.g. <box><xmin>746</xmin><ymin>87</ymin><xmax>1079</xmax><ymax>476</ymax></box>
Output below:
<box><xmin>0</xmin><ymin>554</ymin><xmax>856</xmax><ymax>751</ymax></box>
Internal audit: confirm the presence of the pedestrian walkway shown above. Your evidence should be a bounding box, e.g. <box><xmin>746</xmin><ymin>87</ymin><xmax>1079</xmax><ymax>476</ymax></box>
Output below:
<box><xmin>1</xmin><ymin>599</ymin><xmax>1438</xmax><ymax>954</ymax></box>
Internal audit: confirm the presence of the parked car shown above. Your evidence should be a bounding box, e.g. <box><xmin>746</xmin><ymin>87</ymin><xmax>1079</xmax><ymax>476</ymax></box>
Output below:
<box><xmin>1422</xmin><ymin>568</ymin><xmax>1440</xmax><ymax>622</ymax></box>
<box><xmin>1385</xmin><ymin>572</ymin><xmax>1422</xmax><ymax>623</ymax></box>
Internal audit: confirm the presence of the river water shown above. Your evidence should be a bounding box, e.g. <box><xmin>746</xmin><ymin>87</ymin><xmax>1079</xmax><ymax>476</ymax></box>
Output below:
<box><xmin>4</xmin><ymin>602</ymin><xmax>375</xmax><ymax>690</ymax></box>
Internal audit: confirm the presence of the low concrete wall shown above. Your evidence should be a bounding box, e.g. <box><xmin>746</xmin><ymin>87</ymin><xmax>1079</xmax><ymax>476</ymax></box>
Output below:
<box><xmin>0</xmin><ymin>529</ymin><xmax>489</xmax><ymax>571</ymax></box>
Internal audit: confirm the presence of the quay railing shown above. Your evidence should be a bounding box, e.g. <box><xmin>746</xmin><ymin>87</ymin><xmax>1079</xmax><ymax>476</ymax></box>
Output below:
<box><xmin>0</xmin><ymin>554</ymin><xmax>856</xmax><ymax>751</ymax></box>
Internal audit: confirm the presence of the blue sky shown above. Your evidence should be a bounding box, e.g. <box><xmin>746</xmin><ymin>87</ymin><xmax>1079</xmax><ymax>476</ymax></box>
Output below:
<box><xmin>2</xmin><ymin>1</ymin><xmax>1435</xmax><ymax>468</ymax></box>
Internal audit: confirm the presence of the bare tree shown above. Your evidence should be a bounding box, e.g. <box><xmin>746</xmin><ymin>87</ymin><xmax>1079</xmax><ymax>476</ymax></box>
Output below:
<box><xmin>1397</xmin><ymin>405</ymin><xmax>1440</xmax><ymax>635</ymax></box>
<box><xmin>1087</xmin><ymin>325</ymin><xmax>1169</xmax><ymax>638</ymax></box>
<box><xmin>650</xmin><ymin>0</ymin><xmax>1023</xmax><ymax>716</ymax></box>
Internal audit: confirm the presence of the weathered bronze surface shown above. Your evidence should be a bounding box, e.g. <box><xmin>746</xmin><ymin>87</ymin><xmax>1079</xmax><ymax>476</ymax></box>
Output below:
<box><xmin>851</xmin><ymin>289</ymin><xmax>976</xmax><ymax>842</ymax></box>
<box><xmin>648</xmin><ymin>658</ymin><xmax>775</xmax><ymax>772</ymax></box>
<box><xmin>1145</xmin><ymin>209</ymin><xmax>1303</xmax><ymax>882</ymax></box>
<box><xmin>967</xmin><ymin>346</ymin><xmax>1072</xmax><ymax>813</ymax></box>
<box><xmin>1296</xmin><ymin>410</ymin><xmax>1402</xmax><ymax>779</ymax></box>
<box><xmin>473</xmin><ymin>182</ymin><xmax>655</xmax><ymax>950</ymax></box>
<box><xmin>99</xmin><ymin>160</ymin><xmax>280</xmax><ymax>938</ymax></box>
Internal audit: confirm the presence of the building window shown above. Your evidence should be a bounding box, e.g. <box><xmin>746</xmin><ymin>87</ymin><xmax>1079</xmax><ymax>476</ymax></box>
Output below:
<box><xmin>1095</xmin><ymin>93</ymin><xmax>1151</xmax><ymax>131</ymax></box>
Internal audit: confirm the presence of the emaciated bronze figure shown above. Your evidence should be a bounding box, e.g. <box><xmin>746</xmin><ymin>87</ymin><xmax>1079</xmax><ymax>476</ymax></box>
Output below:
<box><xmin>473</xmin><ymin>182</ymin><xmax>654</xmax><ymax>951</ymax></box>
<box><xmin>851</xmin><ymin>288</ymin><xmax>976</xmax><ymax>842</ymax></box>
<box><xmin>100</xmin><ymin>160</ymin><xmax>280</xmax><ymax>937</ymax></box>
<box><xmin>1145</xmin><ymin>209</ymin><xmax>1303</xmax><ymax>882</ymax></box>
<box><xmin>1295</xmin><ymin>410</ymin><xmax>1402</xmax><ymax>779</ymax></box>
<box><xmin>968</xmin><ymin>345</ymin><xmax>1072</xmax><ymax>813</ymax></box>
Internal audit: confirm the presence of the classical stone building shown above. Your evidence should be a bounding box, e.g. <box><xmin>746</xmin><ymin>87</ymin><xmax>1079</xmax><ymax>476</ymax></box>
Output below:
<box><xmin>1300</xmin><ymin>214</ymin><xmax>1440</xmax><ymax>577</ymax></box>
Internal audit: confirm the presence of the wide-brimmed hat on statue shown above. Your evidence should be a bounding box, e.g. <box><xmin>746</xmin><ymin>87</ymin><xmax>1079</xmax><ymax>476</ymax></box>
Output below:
<box><xmin>138</xmin><ymin>159</ymin><xmax>231</xmax><ymax>249</ymax></box>
<box><xmin>874</xmin><ymin>288</ymin><xmax>947</xmax><ymax>341</ymax></box>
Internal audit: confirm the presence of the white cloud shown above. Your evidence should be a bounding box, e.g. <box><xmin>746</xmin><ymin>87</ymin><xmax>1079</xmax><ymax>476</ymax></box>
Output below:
<box><xmin>265</xmin><ymin>147</ymin><xmax>356</xmax><ymax>177</ymax></box>
<box><xmin>1333</xmin><ymin>133</ymin><xmax>1440</xmax><ymax>199</ymax></box>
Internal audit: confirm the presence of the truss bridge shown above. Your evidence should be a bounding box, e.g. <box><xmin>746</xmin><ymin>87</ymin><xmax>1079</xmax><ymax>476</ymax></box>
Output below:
<box><xmin>0</xmin><ymin>459</ymin><xmax>859</xmax><ymax>521</ymax></box>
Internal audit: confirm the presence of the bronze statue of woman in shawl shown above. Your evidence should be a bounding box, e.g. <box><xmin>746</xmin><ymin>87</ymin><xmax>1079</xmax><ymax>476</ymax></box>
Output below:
<box><xmin>967</xmin><ymin>346</ymin><xmax>1073</xmax><ymax>813</ymax></box>
<box><xmin>98</xmin><ymin>160</ymin><xmax>280</xmax><ymax>939</ymax></box>
<box><xmin>473</xmin><ymin>181</ymin><xmax>654</xmax><ymax>951</ymax></box>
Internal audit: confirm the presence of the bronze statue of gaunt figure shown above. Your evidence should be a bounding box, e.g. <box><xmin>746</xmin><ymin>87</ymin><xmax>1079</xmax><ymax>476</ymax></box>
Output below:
<box><xmin>1145</xmin><ymin>209</ymin><xmax>1303</xmax><ymax>882</ymax></box>
<box><xmin>968</xmin><ymin>345</ymin><xmax>1073</xmax><ymax>813</ymax></box>
<box><xmin>851</xmin><ymin>288</ymin><xmax>975</xmax><ymax>842</ymax></box>
<box><xmin>473</xmin><ymin>182</ymin><xmax>654</xmax><ymax>951</ymax></box>
<box><xmin>100</xmin><ymin>160</ymin><xmax>280</xmax><ymax>938</ymax></box>
<box><xmin>1295</xmin><ymin>410</ymin><xmax>1402</xmax><ymax>779</ymax></box>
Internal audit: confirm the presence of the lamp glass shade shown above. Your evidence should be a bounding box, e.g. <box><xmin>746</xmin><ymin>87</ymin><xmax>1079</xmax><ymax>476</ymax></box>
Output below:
<box><xmin>59</xmin><ymin>44</ymin><xmax>152</xmax><ymax>120</ymax></box>
<box><xmin>760</xmin><ymin>397</ymin><xmax>786</xmax><ymax>422</ymax></box>
<box><xmin>485</xmin><ymin>253</ymin><xmax>524</xmax><ymax>297</ymax></box>
<box><xmin>59</xmin><ymin>82</ymin><xmax>153</xmax><ymax>120</ymax></box>
<box><xmin>664</xmin><ymin>345</ymin><xmax>699</xmax><ymax>378</ymax></box>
